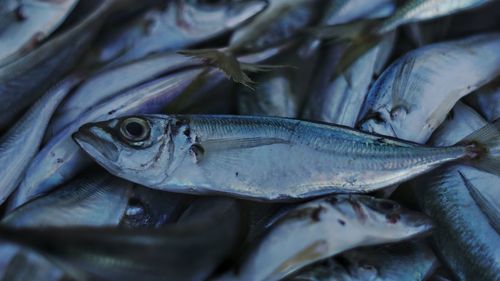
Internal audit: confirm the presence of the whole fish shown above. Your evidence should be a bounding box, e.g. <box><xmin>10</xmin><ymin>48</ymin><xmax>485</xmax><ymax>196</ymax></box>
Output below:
<box><xmin>290</xmin><ymin>241</ymin><xmax>438</xmax><ymax>281</ymax></box>
<box><xmin>0</xmin><ymin>76</ymin><xmax>80</xmax><ymax>205</ymax></box>
<box><xmin>74</xmin><ymin>114</ymin><xmax>499</xmax><ymax>200</ymax></box>
<box><xmin>215</xmin><ymin>195</ymin><xmax>432</xmax><ymax>281</ymax></box>
<box><xmin>0</xmin><ymin>0</ymin><xmax>114</xmax><ymax>130</ymax></box>
<box><xmin>48</xmin><ymin>53</ymin><xmax>201</xmax><ymax>139</ymax></box>
<box><xmin>89</xmin><ymin>0</ymin><xmax>267</xmax><ymax>66</ymax></box>
<box><xmin>465</xmin><ymin>78</ymin><xmax>500</xmax><ymax>122</ymax></box>
<box><xmin>8</xmin><ymin>68</ymin><xmax>205</xmax><ymax>210</ymax></box>
<box><xmin>0</xmin><ymin>198</ymin><xmax>241</xmax><ymax>281</ymax></box>
<box><xmin>414</xmin><ymin>103</ymin><xmax>500</xmax><ymax>281</ymax></box>
<box><xmin>0</xmin><ymin>0</ymin><xmax>79</xmax><ymax>65</ymax></box>
<box><xmin>358</xmin><ymin>33</ymin><xmax>500</xmax><ymax>143</ymax></box>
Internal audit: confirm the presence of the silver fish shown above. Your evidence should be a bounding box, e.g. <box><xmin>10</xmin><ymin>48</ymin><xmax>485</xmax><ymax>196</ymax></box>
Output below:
<box><xmin>0</xmin><ymin>198</ymin><xmax>241</xmax><ymax>281</ymax></box>
<box><xmin>74</xmin><ymin>114</ymin><xmax>498</xmax><ymax>200</ymax></box>
<box><xmin>215</xmin><ymin>195</ymin><xmax>432</xmax><ymax>281</ymax></box>
<box><xmin>322</xmin><ymin>0</ymin><xmax>394</xmax><ymax>25</ymax></box>
<box><xmin>465</xmin><ymin>78</ymin><xmax>500</xmax><ymax>122</ymax></box>
<box><xmin>0</xmin><ymin>0</ymin><xmax>114</xmax><ymax>130</ymax></box>
<box><xmin>90</xmin><ymin>0</ymin><xmax>267</xmax><ymax>66</ymax></box>
<box><xmin>8</xmin><ymin>68</ymin><xmax>205</xmax><ymax>210</ymax></box>
<box><xmin>290</xmin><ymin>241</ymin><xmax>438</xmax><ymax>281</ymax></box>
<box><xmin>377</xmin><ymin>0</ymin><xmax>493</xmax><ymax>34</ymax></box>
<box><xmin>0</xmin><ymin>0</ymin><xmax>79</xmax><ymax>65</ymax></box>
<box><xmin>303</xmin><ymin>32</ymin><xmax>395</xmax><ymax>127</ymax></box>
<box><xmin>0</xmin><ymin>76</ymin><xmax>80</xmax><ymax>205</ymax></box>
<box><xmin>359</xmin><ymin>33</ymin><xmax>500</xmax><ymax>143</ymax></box>
<box><xmin>414</xmin><ymin>103</ymin><xmax>500</xmax><ymax>281</ymax></box>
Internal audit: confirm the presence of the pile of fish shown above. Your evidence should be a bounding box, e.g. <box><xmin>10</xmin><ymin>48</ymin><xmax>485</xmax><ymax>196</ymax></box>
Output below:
<box><xmin>0</xmin><ymin>0</ymin><xmax>499</xmax><ymax>280</ymax></box>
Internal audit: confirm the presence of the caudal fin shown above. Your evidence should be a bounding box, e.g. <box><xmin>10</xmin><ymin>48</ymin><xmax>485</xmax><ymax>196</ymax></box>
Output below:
<box><xmin>460</xmin><ymin>119</ymin><xmax>500</xmax><ymax>176</ymax></box>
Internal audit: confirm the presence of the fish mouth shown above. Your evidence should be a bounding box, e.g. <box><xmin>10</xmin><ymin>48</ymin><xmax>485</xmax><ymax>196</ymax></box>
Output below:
<box><xmin>73</xmin><ymin>125</ymin><xmax>119</xmax><ymax>163</ymax></box>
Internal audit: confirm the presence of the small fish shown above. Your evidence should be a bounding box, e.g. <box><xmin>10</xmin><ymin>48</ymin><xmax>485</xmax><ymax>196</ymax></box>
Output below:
<box><xmin>0</xmin><ymin>76</ymin><xmax>80</xmax><ymax>205</ymax></box>
<box><xmin>0</xmin><ymin>0</ymin><xmax>79</xmax><ymax>66</ymax></box>
<box><xmin>0</xmin><ymin>198</ymin><xmax>241</xmax><ymax>281</ymax></box>
<box><xmin>322</xmin><ymin>0</ymin><xmax>394</xmax><ymax>25</ymax></box>
<box><xmin>290</xmin><ymin>241</ymin><xmax>438</xmax><ymax>281</ymax></box>
<box><xmin>74</xmin><ymin>114</ymin><xmax>498</xmax><ymax>200</ymax></box>
<box><xmin>215</xmin><ymin>195</ymin><xmax>432</xmax><ymax>281</ymax></box>
<box><xmin>89</xmin><ymin>0</ymin><xmax>267</xmax><ymax>66</ymax></box>
<box><xmin>465</xmin><ymin>78</ymin><xmax>500</xmax><ymax>122</ymax></box>
<box><xmin>0</xmin><ymin>0</ymin><xmax>114</xmax><ymax>130</ymax></box>
<box><xmin>8</xmin><ymin>68</ymin><xmax>205</xmax><ymax>211</ymax></box>
<box><xmin>358</xmin><ymin>33</ymin><xmax>500</xmax><ymax>143</ymax></box>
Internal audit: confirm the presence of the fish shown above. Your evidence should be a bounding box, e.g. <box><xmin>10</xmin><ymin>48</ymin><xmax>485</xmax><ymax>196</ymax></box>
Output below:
<box><xmin>413</xmin><ymin>103</ymin><xmax>500</xmax><ymax>281</ymax></box>
<box><xmin>0</xmin><ymin>0</ymin><xmax>79</xmax><ymax>66</ymax></box>
<box><xmin>358</xmin><ymin>33</ymin><xmax>500</xmax><ymax>143</ymax></box>
<box><xmin>322</xmin><ymin>0</ymin><xmax>395</xmax><ymax>25</ymax></box>
<box><xmin>88</xmin><ymin>0</ymin><xmax>267</xmax><ymax>66</ymax></box>
<box><xmin>214</xmin><ymin>195</ymin><xmax>432</xmax><ymax>281</ymax></box>
<box><xmin>465</xmin><ymin>78</ymin><xmax>500</xmax><ymax>122</ymax></box>
<box><xmin>0</xmin><ymin>76</ymin><xmax>80</xmax><ymax>205</ymax></box>
<box><xmin>302</xmin><ymin>32</ymin><xmax>395</xmax><ymax>127</ymax></box>
<box><xmin>74</xmin><ymin>114</ymin><xmax>499</xmax><ymax>200</ymax></box>
<box><xmin>289</xmin><ymin>241</ymin><xmax>438</xmax><ymax>281</ymax></box>
<box><xmin>0</xmin><ymin>0</ymin><xmax>114</xmax><ymax>131</ymax></box>
<box><xmin>0</xmin><ymin>198</ymin><xmax>241</xmax><ymax>281</ymax></box>
<box><xmin>0</xmin><ymin>246</ymin><xmax>64</xmax><ymax>281</ymax></box>
<box><xmin>8</xmin><ymin>68</ymin><xmax>206</xmax><ymax>211</ymax></box>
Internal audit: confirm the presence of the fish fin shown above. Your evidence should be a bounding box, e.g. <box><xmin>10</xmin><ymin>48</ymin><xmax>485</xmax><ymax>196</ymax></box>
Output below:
<box><xmin>460</xmin><ymin>119</ymin><xmax>500</xmax><ymax>176</ymax></box>
<box><xmin>458</xmin><ymin>171</ymin><xmax>500</xmax><ymax>233</ymax></box>
<box><xmin>201</xmin><ymin>137</ymin><xmax>289</xmax><ymax>152</ymax></box>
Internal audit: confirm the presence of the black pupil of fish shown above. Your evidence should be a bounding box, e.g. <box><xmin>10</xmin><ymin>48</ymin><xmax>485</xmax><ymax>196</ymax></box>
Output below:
<box><xmin>125</xmin><ymin>121</ymin><xmax>145</xmax><ymax>138</ymax></box>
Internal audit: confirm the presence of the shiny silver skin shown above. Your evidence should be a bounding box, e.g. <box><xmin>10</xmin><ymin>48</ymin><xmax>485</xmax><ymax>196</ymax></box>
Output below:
<box><xmin>91</xmin><ymin>0</ymin><xmax>267</xmax><ymax>66</ymax></box>
<box><xmin>48</xmin><ymin>53</ymin><xmax>201</xmax><ymax>139</ymax></box>
<box><xmin>0</xmin><ymin>0</ymin><xmax>114</xmax><ymax>130</ymax></box>
<box><xmin>290</xmin><ymin>241</ymin><xmax>438</xmax><ymax>281</ymax></box>
<box><xmin>415</xmin><ymin>102</ymin><xmax>500</xmax><ymax>281</ymax></box>
<box><xmin>377</xmin><ymin>0</ymin><xmax>493</xmax><ymax>34</ymax></box>
<box><xmin>229</xmin><ymin>0</ymin><xmax>322</xmax><ymax>52</ymax></box>
<box><xmin>0</xmin><ymin>170</ymin><xmax>134</xmax><ymax>281</ymax></box>
<box><xmin>303</xmin><ymin>32</ymin><xmax>395</xmax><ymax>127</ymax></box>
<box><xmin>359</xmin><ymin>33</ymin><xmax>500</xmax><ymax>143</ymax></box>
<box><xmin>0</xmin><ymin>0</ymin><xmax>79</xmax><ymax>66</ymax></box>
<box><xmin>0</xmin><ymin>76</ymin><xmax>80</xmax><ymax>205</ymax></box>
<box><xmin>465</xmin><ymin>78</ymin><xmax>500</xmax><ymax>122</ymax></box>
<box><xmin>0</xmin><ymin>198</ymin><xmax>241</xmax><ymax>281</ymax></box>
<box><xmin>217</xmin><ymin>195</ymin><xmax>432</xmax><ymax>281</ymax></box>
<box><xmin>8</xmin><ymin>68</ymin><xmax>205</xmax><ymax>211</ymax></box>
<box><xmin>74</xmin><ymin>114</ymin><xmax>492</xmax><ymax>201</ymax></box>
<box><xmin>322</xmin><ymin>0</ymin><xmax>394</xmax><ymax>25</ymax></box>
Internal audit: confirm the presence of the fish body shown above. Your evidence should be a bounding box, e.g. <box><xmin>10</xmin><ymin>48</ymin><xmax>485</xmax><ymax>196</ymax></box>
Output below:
<box><xmin>91</xmin><ymin>0</ymin><xmax>266</xmax><ymax>66</ymax></box>
<box><xmin>323</xmin><ymin>0</ymin><xmax>394</xmax><ymax>25</ymax></box>
<box><xmin>0</xmin><ymin>0</ymin><xmax>113</xmax><ymax>130</ymax></box>
<box><xmin>465</xmin><ymin>78</ymin><xmax>500</xmax><ymax>122</ymax></box>
<box><xmin>0</xmin><ymin>0</ymin><xmax>79</xmax><ymax>65</ymax></box>
<box><xmin>378</xmin><ymin>0</ymin><xmax>492</xmax><ymax>34</ymax></box>
<box><xmin>220</xmin><ymin>195</ymin><xmax>432</xmax><ymax>281</ymax></box>
<box><xmin>74</xmin><ymin>114</ymin><xmax>497</xmax><ymax>200</ymax></box>
<box><xmin>0</xmin><ymin>198</ymin><xmax>240</xmax><ymax>281</ymax></box>
<box><xmin>9</xmin><ymin>68</ymin><xmax>204</xmax><ymax>210</ymax></box>
<box><xmin>290</xmin><ymin>241</ymin><xmax>437</xmax><ymax>281</ymax></box>
<box><xmin>0</xmin><ymin>77</ymin><xmax>79</xmax><ymax>205</ymax></box>
<box><xmin>359</xmin><ymin>33</ymin><xmax>500</xmax><ymax>143</ymax></box>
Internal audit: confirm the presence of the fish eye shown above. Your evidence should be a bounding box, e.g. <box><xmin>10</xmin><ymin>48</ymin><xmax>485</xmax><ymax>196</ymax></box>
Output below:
<box><xmin>377</xmin><ymin>199</ymin><xmax>400</xmax><ymax>211</ymax></box>
<box><xmin>120</xmin><ymin>117</ymin><xmax>150</xmax><ymax>143</ymax></box>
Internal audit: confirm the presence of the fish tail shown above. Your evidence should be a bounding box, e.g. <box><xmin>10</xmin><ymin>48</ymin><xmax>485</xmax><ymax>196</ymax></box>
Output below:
<box><xmin>459</xmin><ymin>119</ymin><xmax>500</xmax><ymax>176</ymax></box>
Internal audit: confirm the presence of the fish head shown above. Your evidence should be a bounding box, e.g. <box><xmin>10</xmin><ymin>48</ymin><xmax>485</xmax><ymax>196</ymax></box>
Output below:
<box><xmin>330</xmin><ymin>195</ymin><xmax>433</xmax><ymax>243</ymax></box>
<box><xmin>73</xmin><ymin>115</ymin><xmax>189</xmax><ymax>185</ymax></box>
<box><xmin>177</xmin><ymin>0</ymin><xmax>268</xmax><ymax>34</ymax></box>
